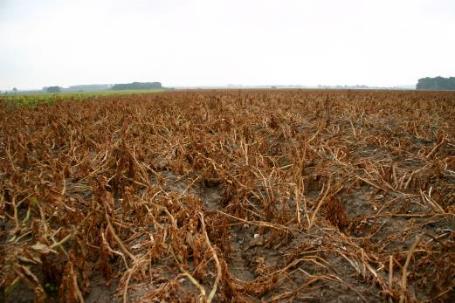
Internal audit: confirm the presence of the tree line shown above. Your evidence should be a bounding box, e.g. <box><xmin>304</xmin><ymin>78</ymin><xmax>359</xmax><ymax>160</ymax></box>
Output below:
<box><xmin>41</xmin><ymin>82</ymin><xmax>163</xmax><ymax>93</ymax></box>
<box><xmin>417</xmin><ymin>77</ymin><xmax>455</xmax><ymax>90</ymax></box>
<box><xmin>111</xmin><ymin>82</ymin><xmax>162</xmax><ymax>90</ymax></box>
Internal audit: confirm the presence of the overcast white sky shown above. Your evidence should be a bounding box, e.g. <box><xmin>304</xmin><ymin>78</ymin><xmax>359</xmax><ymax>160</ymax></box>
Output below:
<box><xmin>0</xmin><ymin>0</ymin><xmax>454</xmax><ymax>90</ymax></box>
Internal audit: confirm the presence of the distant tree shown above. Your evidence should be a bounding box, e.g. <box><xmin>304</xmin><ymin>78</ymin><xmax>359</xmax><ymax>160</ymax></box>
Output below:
<box><xmin>12</xmin><ymin>88</ymin><xmax>18</xmax><ymax>94</ymax></box>
<box><xmin>67</xmin><ymin>84</ymin><xmax>111</xmax><ymax>92</ymax></box>
<box><xmin>46</xmin><ymin>86</ymin><xmax>62</xmax><ymax>93</ymax></box>
<box><xmin>417</xmin><ymin>77</ymin><xmax>455</xmax><ymax>90</ymax></box>
<box><xmin>111</xmin><ymin>82</ymin><xmax>162</xmax><ymax>90</ymax></box>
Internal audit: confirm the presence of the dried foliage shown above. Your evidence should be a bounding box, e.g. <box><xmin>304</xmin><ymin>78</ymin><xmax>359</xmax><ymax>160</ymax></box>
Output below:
<box><xmin>1</xmin><ymin>90</ymin><xmax>454</xmax><ymax>303</ymax></box>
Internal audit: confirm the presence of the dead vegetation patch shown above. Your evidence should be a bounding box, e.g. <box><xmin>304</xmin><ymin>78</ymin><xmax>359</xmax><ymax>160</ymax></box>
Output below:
<box><xmin>1</xmin><ymin>90</ymin><xmax>454</xmax><ymax>302</ymax></box>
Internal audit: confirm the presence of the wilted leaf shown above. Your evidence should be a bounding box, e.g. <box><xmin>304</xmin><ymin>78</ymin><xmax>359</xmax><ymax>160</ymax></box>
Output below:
<box><xmin>31</xmin><ymin>242</ymin><xmax>58</xmax><ymax>255</ymax></box>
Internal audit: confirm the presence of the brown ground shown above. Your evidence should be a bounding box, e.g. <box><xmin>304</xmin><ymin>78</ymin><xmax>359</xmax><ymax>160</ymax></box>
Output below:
<box><xmin>1</xmin><ymin>89</ymin><xmax>454</xmax><ymax>303</ymax></box>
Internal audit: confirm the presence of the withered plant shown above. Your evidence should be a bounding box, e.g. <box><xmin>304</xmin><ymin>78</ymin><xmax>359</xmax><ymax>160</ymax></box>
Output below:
<box><xmin>0</xmin><ymin>90</ymin><xmax>454</xmax><ymax>302</ymax></box>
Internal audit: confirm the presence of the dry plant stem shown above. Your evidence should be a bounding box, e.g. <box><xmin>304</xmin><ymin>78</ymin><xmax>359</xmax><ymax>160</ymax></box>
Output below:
<box><xmin>11</xmin><ymin>196</ymin><xmax>21</xmax><ymax>232</ymax></box>
<box><xmin>71</xmin><ymin>264</ymin><xmax>85</xmax><ymax>303</ymax></box>
<box><xmin>105</xmin><ymin>214</ymin><xmax>137</xmax><ymax>263</ymax></box>
<box><xmin>425</xmin><ymin>137</ymin><xmax>446</xmax><ymax>159</ymax></box>
<box><xmin>122</xmin><ymin>267</ymin><xmax>134</xmax><ymax>303</ymax></box>
<box><xmin>15</xmin><ymin>265</ymin><xmax>46</xmax><ymax>302</ymax></box>
<box><xmin>389</xmin><ymin>255</ymin><xmax>394</xmax><ymax>289</ymax></box>
<box><xmin>50</xmin><ymin>232</ymin><xmax>74</xmax><ymax>250</ymax></box>
<box><xmin>182</xmin><ymin>271</ymin><xmax>207</xmax><ymax>303</ymax></box>
<box><xmin>215</xmin><ymin>209</ymin><xmax>292</xmax><ymax>232</ymax></box>
<box><xmin>399</xmin><ymin>234</ymin><xmax>422</xmax><ymax>303</ymax></box>
<box><xmin>102</xmin><ymin>231</ymin><xmax>128</xmax><ymax>269</ymax></box>
<box><xmin>356</xmin><ymin>175</ymin><xmax>386</xmax><ymax>192</ymax></box>
<box><xmin>419</xmin><ymin>188</ymin><xmax>445</xmax><ymax>214</ymax></box>
<box><xmin>171</xmin><ymin>249</ymin><xmax>207</xmax><ymax>302</ymax></box>
<box><xmin>389</xmin><ymin>255</ymin><xmax>394</xmax><ymax>303</ymax></box>
<box><xmin>308</xmin><ymin>179</ymin><xmax>331</xmax><ymax>229</ymax></box>
<box><xmin>301</xmin><ymin>196</ymin><xmax>311</xmax><ymax>228</ymax></box>
<box><xmin>293</xmin><ymin>182</ymin><xmax>302</xmax><ymax>225</ymax></box>
<box><xmin>349</xmin><ymin>119</ymin><xmax>357</xmax><ymax>138</ymax></box>
<box><xmin>199</xmin><ymin>212</ymin><xmax>222</xmax><ymax>303</ymax></box>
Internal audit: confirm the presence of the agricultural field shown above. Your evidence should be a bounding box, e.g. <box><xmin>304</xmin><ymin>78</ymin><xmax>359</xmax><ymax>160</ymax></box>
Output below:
<box><xmin>1</xmin><ymin>89</ymin><xmax>167</xmax><ymax>107</ymax></box>
<box><xmin>0</xmin><ymin>90</ymin><xmax>454</xmax><ymax>303</ymax></box>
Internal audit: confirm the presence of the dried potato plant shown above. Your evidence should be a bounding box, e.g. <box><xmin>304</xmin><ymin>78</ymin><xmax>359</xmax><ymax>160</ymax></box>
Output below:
<box><xmin>0</xmin><ymin>90</ymin><xmax>454</xmax><ymax>303</ymax></box>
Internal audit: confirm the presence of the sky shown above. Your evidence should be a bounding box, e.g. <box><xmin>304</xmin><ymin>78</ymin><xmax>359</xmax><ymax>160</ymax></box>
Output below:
<box><xmin>0</xmin><ymin>0</ymin><xmax>454</xmax><ymax>90</ymax></box>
